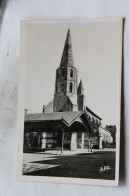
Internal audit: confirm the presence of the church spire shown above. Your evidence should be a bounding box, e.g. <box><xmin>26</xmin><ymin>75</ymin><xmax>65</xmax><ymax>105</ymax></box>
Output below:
<box><xmin>77</xmin><ymin>80</ymin><xmax>84</xmax><ymax>95</ymax></box>
<box><xmin>60</xmin><ymin>29</ymin><xmax>74</xmax><ymax>68</ymax></box>
<box><xmin>53</xmin><ymin>29</ymin><xmax>78</xmax><ymax>112</ymax></box>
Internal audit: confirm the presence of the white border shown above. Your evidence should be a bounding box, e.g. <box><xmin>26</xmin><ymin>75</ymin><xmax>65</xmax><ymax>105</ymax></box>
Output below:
<box><xmin>16</xmin><ymin>18</ymin><xmax>123</xmax><ymax>186</ymax></box>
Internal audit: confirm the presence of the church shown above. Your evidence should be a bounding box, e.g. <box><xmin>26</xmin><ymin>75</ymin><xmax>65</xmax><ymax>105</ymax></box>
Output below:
<box><xmin>24</xmin><ymin>29</ymin><xmax>113</xmax><ymax>153</ymax></box>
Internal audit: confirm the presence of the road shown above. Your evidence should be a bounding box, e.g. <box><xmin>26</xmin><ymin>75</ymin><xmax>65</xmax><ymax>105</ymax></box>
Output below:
<box><xmin>23</xmin><ymin>151</ymin><xmax>115</xmax><ymax>180</ymax></box>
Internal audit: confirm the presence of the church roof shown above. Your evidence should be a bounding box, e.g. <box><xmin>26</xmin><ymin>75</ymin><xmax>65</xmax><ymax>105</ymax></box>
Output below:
<box><xmin>100</xmin><ymin>127</ymin><xmax>111</xmax><ymax>134</ymax></box>
<box><xmin>85</xmin><ymin>106</ymin><xmax>102</xmax><ymax>120</ymax></box>
<box><xmin>25</xmin><ymin>111</ymin><xmax>83</xmax><ymax>126</ymax></box>
<box><xmin>60</xmin><ymin>29</ymin><xmax>75</xmax><ymax>68</ymax></box>
<box><xmin>68</xmin><ymin>95</ymin><xmax>78</xmax><ymax>105</ymax></box>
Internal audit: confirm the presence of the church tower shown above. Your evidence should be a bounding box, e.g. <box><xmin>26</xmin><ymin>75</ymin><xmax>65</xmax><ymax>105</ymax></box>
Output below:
<box><xmin>77</xmin><ymin>80</ymin><xmax>85</xmax><ymax>111</ymax></box>
<box><xmin>53</xmin><ymin>29</ymin><xmax>78</xmax><ymax>112</ymax></box>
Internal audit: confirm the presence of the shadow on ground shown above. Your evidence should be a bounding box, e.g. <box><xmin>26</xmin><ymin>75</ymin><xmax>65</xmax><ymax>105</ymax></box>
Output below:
<box><xmin>23</xmin><ymin>151</ymin><xmax>115</xmax><ymax>180</ymax></box>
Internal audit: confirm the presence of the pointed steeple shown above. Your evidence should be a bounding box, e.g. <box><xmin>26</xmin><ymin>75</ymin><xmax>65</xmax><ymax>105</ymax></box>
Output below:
<box><xmin>77</xmin><ymin>80</ymin><xmax>84</xmax><ymax>95</ymax></box>
<box><xmin>53</xmin><ymin>29</ymin><xmax>78</xmax><ymax>112</ymax></box>
<box><xmin>60</xmin><ymin>29</ymin><xmax>74</xmax><ymax>68</ymax></box>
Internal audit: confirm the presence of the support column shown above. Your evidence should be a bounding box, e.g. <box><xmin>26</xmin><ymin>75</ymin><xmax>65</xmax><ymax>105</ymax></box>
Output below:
<box><xmin>28</xmin><ymin>132</ymin><xmax>32</xmax><ymax>148</ymax></box>
<box><xmin>61</xmin><ymin>132</ymin><xmax>64</xmax><ymax>154</ymax></box>
<box><xmin>99</xmin><ymin>136</ymin><xmax>103</xmax><ymax>150</ymax></box>
<box><xmin>70</xmin><ymin>132</ymin><xmax>77</xmax><ymax>151</ymax></box>
<box><xmin>41</xmin><ymin>132</ymin><xmax>46</xmax><ymax>149</ymax></box>
<box><xmin>38</xmin><ymin>131</ymin><xmax>41</xmax><ymax>150</ymax></box>
<box><xmin>26</xmin><ymin>133</ymin><xmax>30</xmax><ymax>147</ymax></box>
<box><xmin>88</xmin><ymin>137</ymin><xmax>91</xmax><ymax>152</ymax></box>
<box><xmin>81</xmin><ymin>132</ymin><xmax>84</xmax><ymax>149</ymax></box>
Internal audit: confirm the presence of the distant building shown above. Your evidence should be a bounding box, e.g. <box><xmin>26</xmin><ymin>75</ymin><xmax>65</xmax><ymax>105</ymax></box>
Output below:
<box><xmin>105</xmin><ymin>125</ymin><xmax>116</xmax><ymax>144</ymax></box>
<box><xmin>24</xmin><ymin>29</ymin><xmax>113</xmax><ymax>152</ymax></box>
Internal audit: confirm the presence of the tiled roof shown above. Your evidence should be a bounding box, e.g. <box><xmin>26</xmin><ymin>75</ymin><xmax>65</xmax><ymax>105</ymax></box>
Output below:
<box><xmin>85</xmin><ymin>106</ymin><xmax>102</xmax><ymax>120</ymax></box>
<box><xmin>25</xmin><ymin>111</ymin><xmax>83</xmax><ymax>126</ymax></box>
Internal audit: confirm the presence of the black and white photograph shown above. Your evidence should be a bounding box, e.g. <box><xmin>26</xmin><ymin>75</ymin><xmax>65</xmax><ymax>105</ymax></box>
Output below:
<box><xmin>17</xmin><ymin>19</ymin><xmax>122</xmax><ymax>186</ymax></box>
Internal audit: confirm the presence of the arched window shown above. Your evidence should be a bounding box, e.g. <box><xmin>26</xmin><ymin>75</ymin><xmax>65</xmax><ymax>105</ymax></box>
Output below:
<box><xmin>61</xmin><ymin>84</ymin><xmax>64</xmax><ymax>92</ymax></box>
<box><xmin>69</xmin><ymin>82</ymin><xmax>73</xmax><ymax>92</ymax></box>
<box><xmin>70</xmin><ymin>69</ymin><xmax>73</xmax><ymax>77</ymax></box>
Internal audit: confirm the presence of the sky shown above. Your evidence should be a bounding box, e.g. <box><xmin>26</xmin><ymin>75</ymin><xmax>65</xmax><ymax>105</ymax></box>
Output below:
<box><xmin>24</xmin><ymin>20</ymin><xmax>122</xmax><ymax>127</ymax></box>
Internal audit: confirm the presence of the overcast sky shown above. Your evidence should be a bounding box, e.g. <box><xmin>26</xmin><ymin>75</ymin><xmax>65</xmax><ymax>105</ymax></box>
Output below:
<box><xmin>24</xmin><ymin>20</ymin><xmax>122</xmax><ymax>127</ymax></box>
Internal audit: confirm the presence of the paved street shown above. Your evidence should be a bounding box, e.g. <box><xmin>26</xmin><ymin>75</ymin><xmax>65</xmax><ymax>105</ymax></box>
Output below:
<box><xmin>23</xmin><ymin>149</ymin><xmax>115</xmax><ymax>180</ymax></box>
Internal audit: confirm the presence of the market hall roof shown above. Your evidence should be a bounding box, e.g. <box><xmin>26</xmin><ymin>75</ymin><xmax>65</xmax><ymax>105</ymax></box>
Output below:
<box><xmin>24</xmin><ymin>111</ymin><xmax>94</xmax><ymax>133</ymax></box>
<box><xmin>25</xmin><ymin>111</ymin><xmax>83</xmax><ymax>126</ymax></box>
